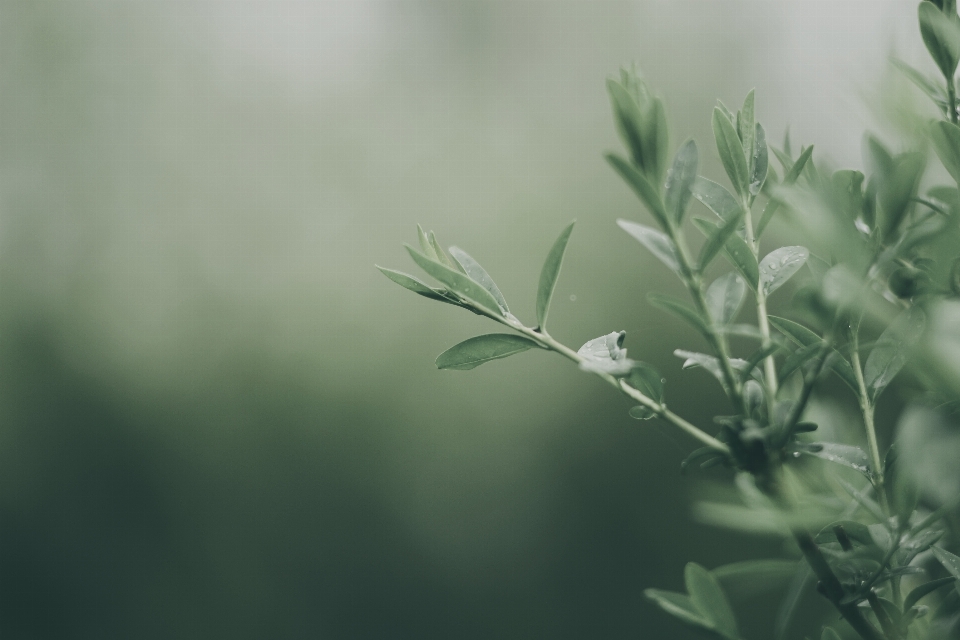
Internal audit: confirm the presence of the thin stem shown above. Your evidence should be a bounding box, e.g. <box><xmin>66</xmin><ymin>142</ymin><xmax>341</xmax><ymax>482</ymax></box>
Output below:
<box><xmin>849</xmin><ymin>317</ymin><xmax>889</xmax><ymax>514</ymax></box>
<box><xmin>948</xmin><ymin>76</ymin><xmax>958</xmax><ymax>125</ymax></box>
<box><xmin>743</xmin><ymin>199</ymin><xmax>779</xmax><ymax>409</ymax></box>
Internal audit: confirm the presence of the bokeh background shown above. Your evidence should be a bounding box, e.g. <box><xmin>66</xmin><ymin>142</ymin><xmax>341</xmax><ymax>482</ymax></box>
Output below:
<box><xmin>0</xmin><ymin>1</ymin><xmax>937</xmax><ymax>638</ymax></box>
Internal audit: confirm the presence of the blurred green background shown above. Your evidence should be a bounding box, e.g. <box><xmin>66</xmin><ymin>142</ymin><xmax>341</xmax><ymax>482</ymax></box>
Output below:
<box><xmin>0</xmin><ymin>1</ymin><xmax>933</xmax><ymax>638</ymax></box>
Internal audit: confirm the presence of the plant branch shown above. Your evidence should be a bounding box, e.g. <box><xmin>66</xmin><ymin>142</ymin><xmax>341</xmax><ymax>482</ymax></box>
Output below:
<box><xmin>742</xmin><ymin>201</ymin><xmax>780</xmax><ymax>409</ymax></box>
<box><xmin>848</xmin><ymin>316</ymin><xmax>889</xmax><ymax>514</ymax></box>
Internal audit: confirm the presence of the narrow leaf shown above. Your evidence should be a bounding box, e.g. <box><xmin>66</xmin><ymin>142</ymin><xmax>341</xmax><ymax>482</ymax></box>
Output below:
<box><xmin>607</xmin><ymin>153</ymin><xmax>670</xmax><ymax>229</ymax></box>
<box><xmin>536</xmin><ymin>221</ymin><xmax>575</xmax><ymax>331</ymax></box>
<box><xmin>933</xmin><ymin>546</ymin><xmax>960</xmax><ymax>580</ymax></box>
<box><xmin>449</xmin><ymin>247</ymin><xmax>509</xmax><ymax>313</ymax></box>
<box><xmin>649</xmin><ymin>294</ymin><xmax>711</xmax><ymax>339</ymax></box>
<box><xmin>864</xmin><ymin>306</ymin><xmax>926</xmax><ymax>400</ymax></box>
<box><xmin>606</xmin><ymin>79</ymin><xmax>647</xmax><ymax>171</ymax></box>
<box><xmin>750</xmin><ymin>122</ymin><xmax>768</xmax><ymax>196</ymax></box>
<box><xmin>802</xmin><ymin>442</ymin><xmax>872</xmax><ymax>476</ymax></box>
<box><xmin>903</xmin><ymin>576</ymin><xmax>957</xmax><ymax>611</ymax></box>
<box><xmin>821</xmin><ymin>628</ymin><xmax>842</xmax><ymax>640</ymax></box>
<box><xmin>429</xmin><ymin>231</ymin><xmax>460</xmax><ymax>271</ymax></box>
<box><xmin>685</xmin><ymin>562</ymin><xmax>739</xmax><ymax>639</ymax></box>
<box><xmin>693</xmin><ymin>218</ymin><xmax>759</xmax><ymax>290</ymax></box>
<box><xmin>778</xmin><ymin>342</ymin><xmax>822</xmax><ymax>384</ymax></box>
<box><xmin>759</xmin><ymin>246</ymin><xmax>809</xmax><ymax>296</ymax></box>
<box><xmin>892</xmin><ymin>58</ymin><xmax>950</xmax><ymax>113</ymax></box>
<box><xmin>932</xmin><ymin>120</ymin><xmax>960</xmax><ymax>186</ymax></box>
<box><xmin>644</xmin><ymin>590</ymin><xmax>715</xmax><ymax>632</ymax></box>
<box><xmin>436</xmin><ymin>334</ymin><xmax>539</xmax><ymax>370</ymax></box>
<box><xmin>417</xmin><ymin>224</ymin><xmax>437</xmax><ymax>260</ymax></box>
<box><xmin>758</xmin><ymin>146</ymin><xmax>814</xmax><ymax>236</ymax></box>
<box><xmin>406</xmin><ymin>245</ymin><xmax>504</xmax><ymax>316</ymax></box>
<box><xmin>664</xmin><ymin>140</ymin><xmax>699</xmax><ymax>225</ymax></box>
<box><xmin>740</xmin><ymin>342</ymin><xmax>782</xmax><ymax>383</ymax></box>
<box><xmin>712</xmin><ymin>560</ymin><xmax>798</xmax><ymax>600</ymax></box>
<box><xmin>919</xmin><ymin>1</ymin><xmax>960</xmax><ymax>80</ymax></box>
<box><xmin>739</xmin><ymin>90</ymin><xmax>756</xmax><ymax>177</ymax></box>
<box><xmin>768</xmin><ymin>315</ymin><xmax>858</xmax><ymax>391</ymax></box>
<box><xmin>698</xmin><ymin>213</ymin><xmax>745</xmax><ymax>272</ymax></box>
<box><xmin>705</xmin><ymin>272</ymin><xmax>747</xmax><ymax>325</ymax></box>
<box><xmin>692</xmin><ymin>177</ymin><xmax>743</xmax><ymax>223</ymax></box>
<box><xmin>377</xmin><ymin>266</ymin><xmax>460</xmax><ymax>306</ymax></box>
<box><xmin>713</xmin><ymin>107</ymin><xmax>750</xmax><ymax>199</ymax></box>
<box><xmin>618</xmin><ymin>220</ymin><xmax>682</xmax><ymax>275</ymax></box>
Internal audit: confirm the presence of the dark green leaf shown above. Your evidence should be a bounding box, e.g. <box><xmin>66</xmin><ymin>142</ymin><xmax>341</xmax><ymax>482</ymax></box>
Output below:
<box><xmin>436</xmin><ymin>334</ymin><xmax>539</xmax><ymax>370</ymax></box>
<box><xmin>758</xmin><ymin>146</ymin><xmax>814</xmax><ymax>237</ymax></box>
<box><xmin>606</xmin><ymin>78</ymin><xmax>647</xmax><ymax>172</ymax></box>
<box><xmin>685</xmin><ymin>562</ymin><xmax>739</xmax><ymax>639</ymax></box>
<box><xmin>740</xmin><ymin>342</ymin><xmax>782</xmax><ymax>383</ymax></box>
<box><xmin>607</xmin><ymin>153</ymin><xmax>670</xmax><ymax>229</ymax></box>
<box><xmin>536</xmin><ymin>222</ymin><xmax>575</xmax><ymax>331</ymax></box>
<box><xmin>897</xmin><ymin>404</ymin><xmax>960</xmax><ymax>506</ymax></box>
<box><xmin>629</xmin><ymin>362</ymin><xmax>664</xmax><ymax>402</ymax></box>
<box><xmin>933</xmin><ymin>547</ymin><xmax>960</xmax><ymax>580</ymax></box>
<box><xmin>692</xmin><ymin>177</ymin><xmax>743</xmax><ymax>223</ymax></box>
<box><xmin>820</xmin><ymin>627</ymin><xmax>842</xmax><ymax>640</ymax></box>
<box><xmin>768</xmin><ymin>316</ymin><xmax>858</xmax><ymax>391</ymax></box>
<box><xmin>759</xmin><ymin>246</ymin><xmax>809</xmax><ymax>296</ymax></box>
<box><xmin>705</xmin><ymin>272</ymin><xmax>747</xmax><ymax>325</ymax></box>
<box><xmin>712</xmin><ymin>560</ymin><xmax>798</xmax><ymax>600</ymax></box>
<box><xmin>879</xmin><ymin>152</ymin><xmax>924</xmax><ymax>241</ymax></box>
<box><xmin>649</xmin><ymin>294</ymin><xmax>711</xmax><ymax>339</ymax></box>
<box><xmin>864</xmin><ymin>306</ymin><xmax>926</xmax><ymax>400</ymax></box>
<box><xmin>449</xmin><ymin>247</ymin><xmax>509</xmax><ymax>313</ymax></box>
<box><xmin>750</xmin><ymin>123</ymin><xmax>768</xmax><ymax>196</ymax></box>
<box><xmin>778</xmin><ymin>342</ymin><xmax>822</xmax><ymax>384</ymax></box>
<box><xmin>920</xmin><ymin>1</ymin><xmax>960</xmax><ymax>79</ymax></box>
<box><xmin>406</xmin><ymin>245</ymin><xmax>504</xmax><ymax>316</ymax></box>
<box><xmin>932</xmin><ymin>120</ymin><xmax>960</xmax><ymax>186</ymax></box>
<box><xmin>698</xmin><ymin>213</ymin><xmax>745</xmax><ymax>272</ymax></box>
<box><xmin>682</xmin><ymin>447</ymin><xmax>726</xmax><ymax>472</ymax></box>
<box><xmin>618</xmin><ymin>220</ymin><xmax>682</xmax><ymax>275</ymax></box>
<box><xmin>713</xmin><ymin>107</ymin><xmax>750</xmax><ymax>199</ymax></box>
<box><xmin>376</xmin><ymin>266</ymin><xmax>461</xmax><ymax>306</ymax></box>
<box><xmin>644</xmin><ymin>589</ymin><xmax>715</xmax><ymax>632</ymax></box>
<box><xmin>904</xmin><ymin>577</ymin><xmax>957</xmax><ymax>611</ymax></box>
<box><xmin>693</xmin><ymin>218</ymin><xmax>759</xmax><ymax>290</ymax></box>
<box><xmin>664</xmin><ymin>140</ymin><xmax>699</xmax><ymax>225</ymax></box>
<box><xmin>774</xmin><ymin>566</ymin><xmax>812</xmax><ymax>640</ymax></box>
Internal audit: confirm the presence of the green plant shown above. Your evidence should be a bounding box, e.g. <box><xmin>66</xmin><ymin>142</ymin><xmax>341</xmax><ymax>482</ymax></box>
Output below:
<box><xmin>378</xmin><ymin>4</ymin><xmax>960</xmax><ymax>639</ymax></box>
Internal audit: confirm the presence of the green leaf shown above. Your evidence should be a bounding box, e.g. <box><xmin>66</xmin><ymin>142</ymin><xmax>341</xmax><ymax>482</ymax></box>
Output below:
<box><xmin>759</xmin><ymin>246</ymin><xmax>809</xmax><ymax>296</ymax></box>
<box><xmin>436</xmin><ymin>334</ymin><xmax>540</xmax><ymax>370</ymax></box>
<box><xmin>740</xmin><ymin>342</ymin><xmax>782</xmax><ymax>383</ymax></box>
<box><xmin>618</xmin><ymin>220</ymin><xmax>682</xmax><ymax>275</ymax></box>
<box><xmin>739</xmin><ymin>90</ymin><xmax>756</xmax><ymax>177</ymax></box>
<box><xmin>629</xmin><ymin>361</ymin><xmax>664</xmax><ymax>402</ymax></box>
<box><xmin>705</xmin><ymin>272</ymin><xmax>747</xmax><ymax>325</ymax></box>
<box><xmin>664</xmin><ymin>140</ymin><xmax>699</xmax><ymax>225</ymax></box>
<box><xmin>698</xmin><ymin>213</ymin><xmax>745</xmax><ymax>272</ymax></box>
<box><xmin>820</xmin><ymin>627</ymin><xmax>842</xmax><ymax>640</ymax></box>
<box><xmin>712</xmin><ymin>560</ymin><xmax>798</xmax><ymax>600</ymax></box>
<box><xmin>757</xmin><ymin>146</ymin><xmax>813</xmax><ymax>237</ymax></box>
<box><xmin>606</xmin><ymin>153</ymin><xmax>670</xmax><ymax>229</ymax></box>
<box><xmin>897</xmin><ymin>403</ymin><xmax>960</xmax><ymax>506</ymax></box>
<box><xmin>685</xmin><ymin>562</ymin><xmax>740</xmax><ymax>639</ymax></box>
<box><xmin>750</xmin><ymin>123</ymin><xmax>768</xmax><ymax>196</ymax></box>
<box><xmin>376</xmin><ymin>266</ymin><xmax>461</xmax><ymax>306</ymax></box>
<box><xmin>649</xmin><ymin>294</ymin><xmax>711</xmax><ymax>339</ymax></box>
<box><xmin>892</xmin><ymin>58</ymin><xmax>950</xmax><ymax>113</ymax></box>
<box><xmin>606</xmin><ymin>78</ymin><xmax>647</xmax><ymax>172</ymax></box>
<box><xmin>903</xmin><ymin>576</ymin><xmax>957</xmax><ymax>611</ymax></box>
<box><xmin>778</xmin><ymin>342</ymin><xmax>822</xmax><ymax>384</ymax></box>
<box><xmin>768</xmin><ymin>316</ymin><xmax>858</xmax><ymax>391</ymax></box>
<box><xmin>536</xmin><ymin>222</ymin><xmax>575</xmax><ymax>331</ymax></box>
<box><xmin>879</xmin><ymin>152</ymin><xmax>924</xmax><ymax>241</ymax></box>
<box><xmin>933</xmin><ymin>546</ymin><xmax>960</xmax><ymax>580</ymax></box>
<box><xmin>692</xmin><ymin>177</ymin><xmax>743</xmax><ymax>223</ymax></box>
<box><xmin>802</xmin><ymin>442</ymin><xmax>872</xmax><ymax>476</ymax></box>
<box><xmin>406</xmin><ymin>245</ymin><xmax>504</xmax><ymax>316</ymax></box>
<box><xmin>428</xmin><ymin>231</ymin><xmax>461</xmax><ymax>271</ymax></box>
<box><xmin>920</xmin><ymin>1</ymin><xmax>960</xmax><ymax>80</ymax></box>
<box><xmin>417</xmin><ymin>224</ymin><xmax>438</xmax><ymax>260</ymax></box>
<box><xmin>713</xmin><ymin>107</ymin><xmax>750</xmax><ymax>199</ymax></box>
<box><xmin>932</xmin><ymin>120</ymin><xmax>960</xmax><ymax>186</ymax></box>
<box><xmin>693</xmin><ymin>218</ymin><xmax>759</xmax><ymax>290</ymax></box>
<box><xmin>449</xmin><ymin>247</ymin><xmax>509</xmax><ymax>313</ymax></box>
<box><xmin>863</xmin><ymin>306</ymin><xmax>926</xmax><ymax>400</ymax></box>
<box><xmin>577</xmin><ymin>331</ymin><xmax>633</xmax><ymax>375</ymax></box>
<box><xmin>644</xmin><ymin>589</ymin><xmax>716</xmax><ymax>632</ymax></box>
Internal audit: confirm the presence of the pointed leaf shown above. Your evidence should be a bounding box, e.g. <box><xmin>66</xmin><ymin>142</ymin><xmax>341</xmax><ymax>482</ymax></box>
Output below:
<box><xmin>920</xmin><ymin>1</ymin><xmax>960</xmax><ymax>79</ymax></box>
<box><xmin>536</xmin><ymin>222</ymin><xmax>575</xmax><ymax>331</ymax></box>
<box><xmin>705</xmin><ymin>272</ymin><xmax>747</xmax><ymax>325</ymax></box>
<box><xmin>864</xmin><ymin>306</ymin><xmax>926</xmax><ymax>400</ymax></box>
<box><xmin>606</xmin><ymin>79</ymin><xmax>647</xmax><ymax>172</ymax></box>
<box><xmin>933</xmin><ymin>547</ymin><xmax>960</xmax><ymax>580</ymax></box>
<box><xmin>376</xmin><ymin>266</ymin><xmax>461</xmax><ymax>306</ymax></box>
<box><xmin>739</xmin><ymin>90</ymin><xmax>756</xmax><ymax>177</ymax></box>
<box><xmin>693</xmin><ymin>218</ymin><xmax>759</xmax><ymax>290</ymax></box>
<box><xmin>664</xmin><ymin>140</ymin><xmax>699</xmax><ymax>225</ymax></box>
<box><xmin>417</xmin><ymin>224</ymin><xmax>437</xmax><ymax>260</ymax></box>
<box><xmin>758</xmin><ymin>146</ymin><xmax>813</xmax><ymax>237</ymax></box>
<box><xmin>802</xmin><ymin>442</ymin><xmax>872</xmax><ymax>476</ymax></box>
<box><xmin>750</xmin><ymin>123</ymin><xmax>768</xmax><ymax>196</ymax></box>
<box><xmin>904</xmin><ymin>577</ymin><xmax>957</xmax><ymax>611</ymax></box>
<box><xmin>778</xmin><ymin>342</ymin><xmax>822</xmax><ymax>384</ymax></box>
<box><xmin>932</xmin><ymin>120</ymin><xmax>960</xmax><ymax>186</ymax></box>
<box><xmin>768</xmin><ymin>316</ymin><xmax>858</xmax><ymax>391</ymax></box>
<box><xmin>821</xmin><ymin>628</ymin><xmax>842</xmax><ymax>640</ymax></box>
<box><xmin>644</xmin><ymin>590</ymin><xmax>715</xmax><ymax>632</ymax></box>
<box><xmin>649</xmin><ymin>294</ymin><xmax>711</xmax><ymax>339</ymax></box>
<box><xmin>698</xmin><ymin>213</ymin><xmax>745</xmax><ymax>272</ymax></box>
<box><xmin>740</xmin><ymin>342</ymin><xmax>782</xmax><ymax>383</ymax></box>
<box><xmin>893</xmin><ymin>58</ymin><xmax>950</xmax><ymax>112</ymax></box>
<box><xmin>685</xmin><ymin>562</ymin><xmax>739</xmax><ymax>639</ymax></box>
<box><xmin>692</xmin><ymin>177</ymin><xmax>743</xmax><ymax>223</ymax></box>
<box><xmin>713</xmin><ymin>107</ymin><xmax>750</xmax><ymax>199</ymax></box>
<box><xmin>449</xmin><ymin>247</ymin><xmax>509</xmax><ymax>313</ymax></box>
<box><xmin>712</xmin><ymin>560</ymin><xmax>798</xmax><ymax>600</ymax></box>
<box><xmin>759</xmin><ymin>246</ymin><xmax>809</xmax><ymax>296</ymax></box>
<box><xmin>406</xmin><ymin>245</ymin><xmax>504</xmax><ymax>316</ymax></box>
<box><xmin>618</xmin><ymin>220</ymin><xmax>682</xmax><ymax>275</ymax></box>
<box><xmin>428</xmin><ymin>231</ymin><xmax>460</xmax><ymax>271</ymax></box>
<box><xmin>436</xmin><ymin>334</ymin><xmax>539</xmax><ymax>370</ymax></box>
<box><xmin>607</xmin><ymin>153</ymin><xmax>670</xmax><ymax>228</ymax></box>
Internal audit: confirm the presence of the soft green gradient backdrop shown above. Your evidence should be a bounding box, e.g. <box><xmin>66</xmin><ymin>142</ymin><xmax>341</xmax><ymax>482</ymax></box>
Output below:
<box><xmin>0</xmin><ymin>2</ymin><xmax>930</xmax><ymax>638</ymax></box>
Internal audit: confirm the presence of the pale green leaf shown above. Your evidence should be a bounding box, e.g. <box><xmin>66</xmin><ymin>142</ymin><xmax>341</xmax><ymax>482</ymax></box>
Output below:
<box><xmin>664</xmin><ymin>140</ymin><xmax>699</xmax><ymax>225</ymax></box>
<box><xmin>692</xmin><ymin>177</ymin><xmax>743</xmax><ymax>223</ymax></box>
<box><xmin>406</xmin><ymin>245</ymin><xmax>504</xmax><ymax>316</ymax></box>
<box><xmin>757</xmin><ymin>146</ymin><xmax>813</xmax><ymax>237</ymax></box>
<box><xmin>919</xmin><ymin>1</ymin><xmax>960</xmax><ymax>79</ymax></box>
<box><xmin>693</xmin><ymin>218</ymin><xmax>759</xmax><ymax>290</ymax></box>
<box><xmin>606</xmin><ymin>153</ymin><xmax>670</xmax><ymax>229</ymax></box>
<box><xmin>536</xmin><ymin>221</ymin><xmax>575</xmax><ymax>331</ymax></box>
<box><xmin>768</xmin><ymin>316</ymin><xmax>858</xmax><ymax>391</ymax></box>
<box><xmin>759</xmin><ymin>246</ymin><xmax>809</xmax><ymax>296</ymax></box>
<box><xmin>449</xmin><ymin>247</ymin><xmax>509</xmax><ymax>313</ymax></box>
<box><xmin>649</xmin><ymin>294</ymin><xmax>711</xmax><ymax>339</ymax></box>
<box><xmin>417</xmin><ymin>224</ymin><xmax>437</xmax><ymax>260</ymax></box>
<box><xmin>864</xmin><ymin>306</ymin><xmax>926</xmax><ymax>400</ymax></box>
<box><xmin>618</xmin><ymin>220</ymin><xmax>682</xmax><ymax>275</ymax></box>
<box><xmin>932</xmin><ymin>120</ymin><xmax>960</xmax><ymax>186</ymax></box>
<box><xmin>698</xmin><ymin>213</ymin><xmax>745</xmax><ymax>272</ymax></box>
<box><xmin>685</xmin><ymin>562</ymin><xmax>740</xmax><ymax>640</ymax></box>
<box><xmin>713</xmin><ymin>107</ymin><xmax>750</xmax><ymax>199</ymax></box>
<box><xmin>705</xmin><ymin>272</ymin><xmax>747</xmax><ymax>325</ymax></box>
<box><xmin>644</xmin><ymin>590</ymin><xmax>715</xmax><ymax>632</ymax></box>
<box><xmin>577</xmin><ymin>331</ymin><xmax>633</xmax><ymax>375</ymax></box>
<box><xmin>750</xmin><ymin>123</ymin><xmax>768</xmax><ymax>196</ymax></box>
<box><xmin>436</xmin><ymin>334</ymin><xmax>539</xmax><ymax>370</ymax></box>
<box><xmin>376</xmin><ymin>266</ymin><xmax>460</xmax><ymax>306</ymax></box>
<box><xmin>739</xmin><ymin>90</ymin><xmax>756</xmax><ymax>177</ymax></box>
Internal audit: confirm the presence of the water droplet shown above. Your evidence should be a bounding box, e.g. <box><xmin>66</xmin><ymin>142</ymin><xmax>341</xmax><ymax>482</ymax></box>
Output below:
<box><xmin>569</xmin><ymin>294</ymin><xmax>577</xmax><ymax>302</ymax></box>
<box><xmin>792</xmin><ymin>451</ymin><xmax>802</xmax><ymax>458</ymax></box>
